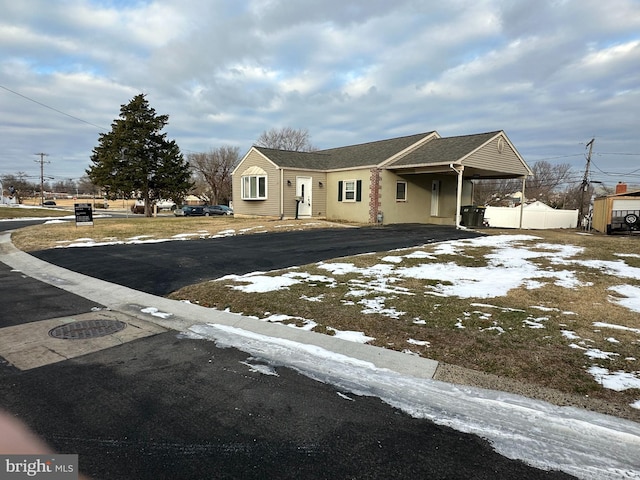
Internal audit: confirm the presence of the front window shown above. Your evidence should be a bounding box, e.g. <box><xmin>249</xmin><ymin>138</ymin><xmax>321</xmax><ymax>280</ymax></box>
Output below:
<box><xmin>242</xmin><ymin>175</ymin><xmax>267</xmax><ymax>200</ymax></box>
<box><xmin>396</xmin><ymin>181</ymin><xmax>407</xmax><ymax>201</ymax></box>
<box><xmin>344</xmin><ymin>180</ymin><xmax>356</xmax><ymax>202</ymax></box>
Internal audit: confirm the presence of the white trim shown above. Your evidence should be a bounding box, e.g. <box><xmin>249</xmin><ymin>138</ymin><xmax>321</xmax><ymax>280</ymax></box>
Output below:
<box><xmin>396</xmin><ymin>181</ymin><xmax>407</xmax><ymax>202</ymax></box>
<box><xmin>241</xmin><ymin>174</ymin><xmax>268</xmax><ymax>200</ymax></box>
<box><xmin>343</xmin><ymin>179</ymin><xmax>357</xmax><ymax>202</ymax></box>
<box><xmin>232</xmin><ymin>147</ymin><xmax>280</xmax><ymax>176</ymax></box>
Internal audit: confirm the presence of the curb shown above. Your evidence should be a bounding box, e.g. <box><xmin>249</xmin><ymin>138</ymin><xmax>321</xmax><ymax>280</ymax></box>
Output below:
<box><xmin>0</xmin><ymin>232</ymin><xmax>439</xmax><ymax>379</ymax></box>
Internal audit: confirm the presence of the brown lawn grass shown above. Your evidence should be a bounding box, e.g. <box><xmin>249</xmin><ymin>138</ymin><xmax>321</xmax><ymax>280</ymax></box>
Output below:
<box><xmin>168</xmin><ymin>228</ymin><xmax>640</xmax><ymax>420</ymax></box>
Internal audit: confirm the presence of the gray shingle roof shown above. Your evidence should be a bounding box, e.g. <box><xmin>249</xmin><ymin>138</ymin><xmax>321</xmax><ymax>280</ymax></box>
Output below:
<box><xmin>317</xmin><ymin>132</ymin><xmax>434</xmax><ymax>169</ymax></box>
<box><xmin>387</xmin><ymin>131</ymin><xmax>501</xmax><ymax>167</ymax></box>
<box><xmin>254</xmin><ymin>132</ymin><xmax>434</xmax><ymax>170</ymax></box>
<box><xmin>253</xmin><ymin>147</ymin><xmax>333</xmax><ymax>169</ymax></box>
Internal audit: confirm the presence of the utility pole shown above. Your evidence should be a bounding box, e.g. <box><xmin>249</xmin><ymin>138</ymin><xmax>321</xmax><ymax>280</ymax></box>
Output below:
<box><xmin>34</xmin><ymin>153</ymin><xmax>49</xmax><ymax>205</ymax></box>
<box><xmin>579</xmin><ymin>139</ymin><xmax>594</xmax><ymax>225</ymax></box>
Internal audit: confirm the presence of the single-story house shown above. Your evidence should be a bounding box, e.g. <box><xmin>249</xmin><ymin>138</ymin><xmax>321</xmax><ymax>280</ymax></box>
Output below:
<box><xmin>232</xmin><ymin>130</ymin><xmax>533</xmax><ymax>227</ymax></box>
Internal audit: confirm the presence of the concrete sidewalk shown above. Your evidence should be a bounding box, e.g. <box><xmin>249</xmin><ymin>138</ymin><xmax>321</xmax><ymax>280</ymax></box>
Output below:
<box><xmin>0</xmin><ymin>231</ymin><xmax>439</xmax><ymax>379</ymax></box>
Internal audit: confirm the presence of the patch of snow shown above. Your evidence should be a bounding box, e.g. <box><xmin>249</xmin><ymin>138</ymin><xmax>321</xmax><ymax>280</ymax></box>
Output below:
<box><xmin>593</xmin><ymin>322</ymin><xmax>640</xmax><ymax>335</ymax></box>
<box><xmin>224</xmin><ymin>273</ymin><xmax>301</xmax><ymax>293</ymax></box>
<box><xmin>531</xmin><ymin>305</ymin><xmax>559</xmax><ymax>312</ymax></box>
<box><xmin>608</xmin><ymin>285</ymin><xmax>640</xmax><ymax>312</ymax></box>
<box><xmin>140</xmin><ymin>307</ymin><xmax>172</xmax><ymax>319</ymax></box>
<box><xmin>407</xmin><ymin>338</ymin><xmax>430</xmax><ymax>346</ymax></box>
<box><xmin>587</xmin><ymin>366</ymin><xmax>640</xmax><ymax>391</ymax></box>
<box><xmin>584</xmin><ymin>349</ymin><xmax>620</xmax><ymax>360</ymax></box>
<box><xmin>358</xmin><ymin>297</ymin><xmax>405</xmax><ymax>318</ymax></box>
<box><xmin>326</xmin><ymin>327</ymin><xmax>375</xmax><ymax>344</ymax></box>
<box><xmin>337</xmin><ymin>392</ymin><xmax>354</xmax><ymax>401</ymax></box>
<box><xmin>263</xmin><ymin>314</ymin><xmax>317</xmax><ymax>331</ymax></box>
<box><xmin>561</xmin><ymin>330</ymin><xmax>581</xmax><ymax>340</ymax></box>
<box><xmin>300</xmin><ymin>294</ymin><xmax>325</xmax><ymax>302</ymax></box>
<box><xmin>240</xmin><ymin>361</ymin><xmax>279</xmax><ymax>376</ymax></box>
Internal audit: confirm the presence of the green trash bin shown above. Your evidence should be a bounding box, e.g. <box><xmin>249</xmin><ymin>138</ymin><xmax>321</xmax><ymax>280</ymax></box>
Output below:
<box><xmin>460</xmin><ymin>205</ymin><xmax>474</xmax><ymax>226</ymax></box>
<box><xmin>460</xmin><ymin>206</ymin><xmax>486</xmax><ymax>227</ymax></box>
<box><xmin>474</xmin><ymin>206</ymin><xmax>486</xmax><ymax>227</ymax></box>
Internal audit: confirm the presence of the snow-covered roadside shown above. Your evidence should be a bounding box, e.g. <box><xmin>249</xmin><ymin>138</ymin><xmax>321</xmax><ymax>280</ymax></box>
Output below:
<box><xmin>186</xmin><ymin>323</ymin><xmax>640</xmax><ymax>480</ymax></box>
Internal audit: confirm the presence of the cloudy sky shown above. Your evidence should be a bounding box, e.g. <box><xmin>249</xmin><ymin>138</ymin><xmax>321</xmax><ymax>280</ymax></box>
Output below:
<box><xmin>1</xmin><ymin>0</ymin><xmax>639</xmax><ymax>190</ymax></box>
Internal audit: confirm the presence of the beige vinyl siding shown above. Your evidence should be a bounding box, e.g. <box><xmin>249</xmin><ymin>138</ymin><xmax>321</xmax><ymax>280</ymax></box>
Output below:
<box><xmin>326</xmin><ymin>170</ymin><xmax>370</xmax><ymax>223</ymax></box>
<box><xmin>378</xmin><ymin>171</ymin><xmax>471</xmax><ymax>225</ymax></box>
<box><xmin>232</xmin><ymin>150</ymin><xmax>281</xmax><ymax>217</ymax></box>
<box><xmin>281</xmin><ymin>170</ymin><xmax>328</xmax><ymax>218</ymax></box>
<box><xmin>463</xmin><ymin>136</ymin><xmax>530</xmax><ymax>176</ymax></box>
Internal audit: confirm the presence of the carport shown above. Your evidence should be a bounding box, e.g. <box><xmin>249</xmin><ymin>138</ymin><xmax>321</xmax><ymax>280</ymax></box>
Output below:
<box><xmin>385</xmin><ymin>132</ymin><xmax>533</xmax><ymax>228</ymax></box>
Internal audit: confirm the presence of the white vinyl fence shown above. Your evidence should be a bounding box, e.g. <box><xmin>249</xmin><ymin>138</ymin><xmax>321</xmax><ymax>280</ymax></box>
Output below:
<box><xmin>484</xmin><ymin>201</ymin><xmax>578</xmax><ymax>229</ymax></box>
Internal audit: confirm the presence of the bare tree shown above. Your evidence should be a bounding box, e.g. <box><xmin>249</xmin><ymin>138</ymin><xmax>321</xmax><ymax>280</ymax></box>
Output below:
<box><xmin>77</xmin><ymin>175</ymin><xmax>99</xmax><ymax>196</ymax></box>
<box><xmin>473</xmin><ymin>178</ymin><xmax>521</xmax><ymax>206</ymax></box>
<box><xmin>1</xmin><ymin>173</ymin><xmax>33</xmax><ymax>204</ymax></box>
<box><xmin>525</xmin><ymin>161</ymin><xmax>572</xmax><ymax>204</ymax></box>
<box><xmin>255</xmin><ymin>127</ymin><xmax>317</xmax><ymax>152</ymax></box>
<box><xmin>473</xmin><ymin>161</ymin><xmax>574</xmax><ymax>206</ymax></box>
<box><xmin>188</xmin><ymin>146</ymin><xmax>239</xmax><ymax>205</ymax></box>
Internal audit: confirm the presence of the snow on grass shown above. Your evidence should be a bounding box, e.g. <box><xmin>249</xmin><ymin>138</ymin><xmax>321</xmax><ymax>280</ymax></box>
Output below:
<box><xmin>593</xmin><ymin>322</ymin><xmax>640</xmax><ymax>335</ymax></box>
<box><xmin>327</xmin><ymin>328</ymin><xmax>375</xmax><ymax>343</ymax></box>
<box><xmin>212</xmin><ymin>234</ymin><xmax>640</xmax><ymax>406</ymax></box>
<box><xmin>587</xmin><ymin>366</ymin><xmax>640</xmax><ymax>391</ymax></box>
<box><xmin>608</xmin><ymin>285</ymin><xmax>640</xmax><ymax>312</ymax></box>
<box><xmin>407</xmin><ymin>338</ymin><xmax>430</xmax><ymax>346</ymax></box>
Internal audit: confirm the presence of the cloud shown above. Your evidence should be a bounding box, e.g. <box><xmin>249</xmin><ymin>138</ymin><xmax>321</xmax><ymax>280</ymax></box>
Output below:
<box><xmin>1</xmin><ymin>0</ymin><xmax>639</xmax><ymax>185</ymax></box>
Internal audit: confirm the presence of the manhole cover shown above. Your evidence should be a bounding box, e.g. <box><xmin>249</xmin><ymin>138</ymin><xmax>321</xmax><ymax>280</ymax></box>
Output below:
<box><xmin>49</xmin><ymin>319</ymin><xmax>127</xmax><ymax>340</ymax></box>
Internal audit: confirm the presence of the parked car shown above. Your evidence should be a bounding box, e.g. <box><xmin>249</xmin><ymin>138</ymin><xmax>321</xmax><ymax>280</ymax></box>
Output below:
<box><xmin>131</xmin><ymin>201</ymin><xmax>145</xmax><ymax>214</ymax></box>
<box><xmin>174</xmin><ymin>205</ymin><xmax>205</xmax><ymax>217</ymax></box>
<box><xmin>203</xmin><ymin>205</ymin><xmax>233</xmax><ymax>216</ymax></box>
<box><xmin>156</xmin><ymin>199</ymin><xmax>177</xmax><ymax>210</ymax></box>
<box><xmin>42</xmin><ymin>200</ymin><xmax>56</xmax><ymax>206</ymax></box>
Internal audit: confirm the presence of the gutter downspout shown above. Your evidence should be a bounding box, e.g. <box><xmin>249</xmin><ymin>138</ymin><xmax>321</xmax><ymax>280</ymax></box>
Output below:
<box><xmin>450</xmin><ymin>164</ymin><xmax>464</xmax><ymax>229</ymax></box>
<box><xmin>519</xmin><ymin>175</ymin><xmax>526</xmax><ymax>229</ymax></box>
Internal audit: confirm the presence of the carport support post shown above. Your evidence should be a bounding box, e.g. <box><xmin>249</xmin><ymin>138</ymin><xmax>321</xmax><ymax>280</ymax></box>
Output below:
<box><xmin>452</xmin><ymin>165</ymin><xmax>464</xmax><ymax>228</ymax></box>
<box><xmin>519</xmin><ymin>176</ymin><xmax>526</xmax><ymax>229</ymax></box>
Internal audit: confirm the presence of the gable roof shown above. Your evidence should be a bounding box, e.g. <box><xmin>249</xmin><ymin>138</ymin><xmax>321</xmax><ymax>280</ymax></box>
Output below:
<box><xmin>247</xmin><ymin>130</ymin><xmax>530</xmax><ymax>178</ymax></box>
<box><xmin>253</xmin><ymin>132</ymin><xmax>435</xmax><ymax>171</ymax></box>
<box><xmin>252</xmin><ymin>147</ymin><xmax>332</xmax><ymax>169</ymax></box>
<box><xmin>387</xmin><ymin>131</ymin><xmax>501</xmax><ymax>168</ymax></box>
<box><xmin>317</xmin><ymin>132</ymin><xmax>436</xmax><ymax>169</ymax></box>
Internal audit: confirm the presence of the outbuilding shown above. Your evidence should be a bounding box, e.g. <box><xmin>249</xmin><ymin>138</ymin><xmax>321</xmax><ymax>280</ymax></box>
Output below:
<box><xmin>592</xmin><ymin>183</ymin><xmax>640</xmax><ymax>234</ymax></box>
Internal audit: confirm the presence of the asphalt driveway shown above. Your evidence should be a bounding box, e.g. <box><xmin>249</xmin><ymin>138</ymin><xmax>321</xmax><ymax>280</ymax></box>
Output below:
<box><xmin>31</xmin><ymin>224</ymin><xmax>482</xmax><ymax>296</ymax></box>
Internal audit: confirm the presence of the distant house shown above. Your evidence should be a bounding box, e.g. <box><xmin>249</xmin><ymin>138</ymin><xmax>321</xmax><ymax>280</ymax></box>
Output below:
<box><xmin>231</xmin><ymin>130</ymin><xmax>532</xmax><ymax>226</ymax></box>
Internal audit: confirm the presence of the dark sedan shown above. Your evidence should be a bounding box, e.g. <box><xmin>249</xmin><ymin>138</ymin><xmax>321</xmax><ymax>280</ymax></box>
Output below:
<box><xmin>203</xmin><ymin>205</ymin><xmax>233</xmax><ymax>216</ymax></box>
<box><xmin>174</xmin><ymin>205</ymin><xmax>205</xmax><ymax>217</ymax></box>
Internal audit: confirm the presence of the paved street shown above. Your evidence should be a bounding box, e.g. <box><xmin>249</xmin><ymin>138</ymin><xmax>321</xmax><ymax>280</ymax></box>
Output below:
<box><xmin>0</xmin><ymin>224</ymin><xmax>578</xmax><ymax>479</ymax></box>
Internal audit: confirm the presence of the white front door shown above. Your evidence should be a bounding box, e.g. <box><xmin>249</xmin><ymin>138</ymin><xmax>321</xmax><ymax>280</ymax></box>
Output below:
<box><xmin>431</xmin><ymin>180</ymin><xmax>440</xmax><ymax>217</ymax></box>
<box><xmin>296</xmin><ymin>177</ymin><xmax>312</xmax><ymax>217</ymax></box>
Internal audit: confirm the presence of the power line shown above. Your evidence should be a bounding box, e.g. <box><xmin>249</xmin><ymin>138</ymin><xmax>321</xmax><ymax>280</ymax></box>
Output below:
<box><xmin>0</xmin><ymin>84</ymin><xmax>108</xmax><ymax>131</ymax></box>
